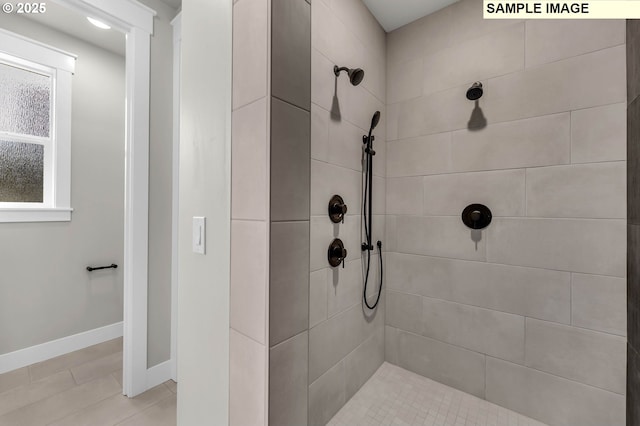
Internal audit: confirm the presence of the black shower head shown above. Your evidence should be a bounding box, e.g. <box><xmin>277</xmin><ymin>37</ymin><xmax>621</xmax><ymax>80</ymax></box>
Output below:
<box><xmin>370</xmin><ymin>111</ymin><xmax>380</xmax><ymax>132</ymax></box>
<box><xmin>466</xmin><ymin>82</ymin><xmax>483</xmax><ymax>100</ymax></box>
<box><xmin>334</xmin><ymin>65</ymin><xmax>365</xmax><ymax>86</ymax></box>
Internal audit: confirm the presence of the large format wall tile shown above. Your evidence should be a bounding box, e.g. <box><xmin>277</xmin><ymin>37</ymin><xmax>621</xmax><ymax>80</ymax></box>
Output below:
<box><xmin>271</xmin><ymin>98</ymin><xmax>310</xmax><ymax>222</ymax></box>
<box><xmin>526</xmin><ymin>20</ymin><xmax>625</xmax><ymax>67</ymax></box>
<box><xmin>526</xmin><ymin>162</ymin><xmax>626</xmax><ymax>219</ymax></box>
<box><xmin>269</xmin><ymin>332</ymin><xmax>308</xmax><ymax>426</ymax></box>
<box><xmin>421</xmin><ymin>297</ymin><xmax>525</xmax><ymax>363</ymax></box>
<box><xmin>232</xmin><ymin>0</ymin><xmax>268</xmax><ymax>109</ymax></box>
<box><xmin>272</xmin><ymin>0</ymin><xmax>310</xmax><ymax>110</ymax></box>
<box><xmin>308</xmin><ymin>360</ymin><xmax>345</xmax><ymax>426</ymax></box>
<box><xmin>311</xmin><ymin>104</ymin><xmax>330</xmax><ymax>162</ymax></box>
<box><xmin>387</xmin><ymin>58</ymin><xmax>423</xmax><ymax>104</ymax></box>
<box><xmin>487</xmin><ymin>218</ymin><xmax>626</xmax><ymax>277</ymax></box>
<box><xmin>230</xmin><ymin>330</ymin><xmax>266</xmax><ymax>426</ymax></box>
<box><xmin>386</xmin><ymin>133</ymin><xmax>452</xmax><ymax>177</ymax></box>
<box><xmin>422</xmin><ymin>169</ymin><xmax>525</xmax><ymax>217</ymax></box>
<box><xmin>393</xmin><ymin>328</ymin><xmax>486</xmax><ymax>398</ymax></box>
<box><xmin>310</xmin><ymin>161</ymin><xmax>361</xmax><ymax>217</ymax></box>
<box><xmin>386</xmin><ymin>253</ymin><xmax>571</xmax><ymax>324</ymax></box>
<box><xmin>572</xmin><ymin>273</ymin><xmax>626</xmax><ymax>336</ymax></box>
<box><xmin>386</xmin><ymin>177</ymin><xmax>423</xmax><ymax>215</ymax></box>
<box><xmin>396</xmin><ymin>216</ymin><xmax>487</xmax><ymax>261</ymax></box>
<box><xmin>486</xmin><ymin>357</ymin><xmax>625</xmax><ymax>426</ymax></box>
<box><xmin>311</xmin><ymin>48</ymin><xmax>348</xmax><ymax>114</ymax></box>
<box><xmin>385</xmin><ymin>6</ymin><xmax>627</xmax><ymax>426</ymax></box>
<box><xmin>309</xmin><ymin>269</ymin><xmax>328</xmax><ymax>329</ymax></box>
<box><xmin>309</xmin><ymin>302</ymin><xmax>382</xmax><ymax>383</ymax></box>
<box><xmin>231</xmin><ymin>99</ymin><xmax>268</xmax><ymax>220</ymax></box>
<box><xmin>326</xmin><ymin>117</ymin><xmax>385</xmax><ymax>177</ymax></box>
<box><xmin>486</xmin><ymin>46</ymin><xmax>625</xmax><ymax>124</ymax></box>
<box><xmin>230</xmin><ymin>220</ymin><xmax>267</xmax><ymax>344</ymax></box>
<box><xmin>270</xmin><ymin>222</ymin><xmax>309</xmax><ymax>346</ymax></box>
<box><xmin>343</xmin><ymin>85</ymin><xmax>385</xmax><ymax>134</ymax></box>
<box><xmin>451</xmin><ymin>113</ymin><xmax>570</xmax><ymax>172</ymax></box>
<box><xmin>344</xmin><ymin>327</ymin><xmax>385</xmax><ymax>401</ymax></box>
<box><xmin>311</xmin><ymin>0</ymin><xmax>364</xmax><ymax>71</ymax></box>
<box><xmin>310</xmin><ymin>215</ymin><xmax>360</xmax><ymax>272</ymax></box>
<box><xmin>525</xmin><ymin>318</ymin><xmax>626</xmax><ymax>394</ymax></box>
<box><xmin>386</xmin><ymin>290</ymin><xmax>423</xmax><ymax>336</ymax></box>
<box><xmin>571</xmin><ymin>102</ymin><xmax>626</xmax><ymax>164</ymax></box>
<box><xmin>326</xmin><ymin>259</ymin><xmax>362</xmax><ymax>318</ymax></box>
<box><xmin>396</xmin><ymin>84</ymin><xmax>473</xmax><ymax>139</ymax></box>
<box><xmin>422</xmin><ymin>23</ymin><xmax>524</xmax><ymax>96</ymax></box>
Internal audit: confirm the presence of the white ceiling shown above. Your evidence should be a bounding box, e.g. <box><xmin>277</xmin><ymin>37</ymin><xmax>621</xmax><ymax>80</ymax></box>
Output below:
<box><xmin>363</xmin><ymin>0</ymin><xmax>459</xmax><ymax>32</ymax></box>
<box><xmin>22</xmin><ymin>2</ymin><xmax>125</xmax><ymax>56</ymax></box>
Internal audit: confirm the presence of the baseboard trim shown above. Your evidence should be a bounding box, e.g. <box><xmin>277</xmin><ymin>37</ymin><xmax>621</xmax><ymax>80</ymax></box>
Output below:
<box><xmin>147</xmin><ymin>360</ymin><xmax>173</xmax><ymax>389</ymax></box>
<box><xmin>0</xmin><ymin>322</ymin><xmax>123</xmax><ymax>375</ymax></box>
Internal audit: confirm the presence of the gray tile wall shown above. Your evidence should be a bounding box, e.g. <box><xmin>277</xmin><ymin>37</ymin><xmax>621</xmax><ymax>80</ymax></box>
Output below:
<box><xmin>309</xmin><ymin>0</ymin><xmax>387</xmax><ymax>424</ymax></box>
<box><xmin>386</xmin><ymin>3</ymin><xmax>627</xmax><ymax>425</ymax></box>
<box><xmin>628</xmin><ymin>19</ymin><xmax>640</xmax><ymax>426</ymax></box>
<box><xmin>268</xmin><ymin>0</ymin><xmax>312</xmax><ymax>425</ymax></box>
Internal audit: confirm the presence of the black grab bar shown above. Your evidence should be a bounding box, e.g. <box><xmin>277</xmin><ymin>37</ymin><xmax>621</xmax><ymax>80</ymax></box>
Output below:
<box><xmin>86</xmin><ymin>264</ymin><xmax>118</xmax><ymax>272</ymax></box>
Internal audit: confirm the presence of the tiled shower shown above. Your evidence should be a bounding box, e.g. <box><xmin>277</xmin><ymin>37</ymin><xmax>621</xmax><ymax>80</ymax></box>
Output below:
<box><xmin>229</xmin><ymin>1</ymin><xmax>630</xmax><ymax>425</ymax></box>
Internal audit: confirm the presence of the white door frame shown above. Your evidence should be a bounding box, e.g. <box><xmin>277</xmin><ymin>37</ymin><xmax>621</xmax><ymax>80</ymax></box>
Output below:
<box><xmin>170</xmin><ymin>11</ymin><xmax>181</xmax><ymax>383</ymax></box>
<box><xmin>52</xmin><ymin>0</ymin><xmax>155</xmax><ymax>397</ymax></box>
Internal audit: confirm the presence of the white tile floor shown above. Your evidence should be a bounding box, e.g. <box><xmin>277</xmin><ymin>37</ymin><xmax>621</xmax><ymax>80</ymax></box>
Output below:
<box><xmin>328</xmin><ymin>363</ymin><xmax>548</xmax><ymax>426</ymax></box>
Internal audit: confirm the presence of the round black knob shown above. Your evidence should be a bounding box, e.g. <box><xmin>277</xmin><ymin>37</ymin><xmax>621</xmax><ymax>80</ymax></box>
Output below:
<box><xmin>462</xmin><ymin>204</ymin><xmax>492</xmax><ymax>230</ymax></box>
<box><xmin>328</xmin><ymin>238</ymin><xmax>347</xmax><ymax>267</ymax></box>
<box><xmin>328</xmin><ymin>195</ymin><xmax>348</xmax><ymax>223</ymax></box>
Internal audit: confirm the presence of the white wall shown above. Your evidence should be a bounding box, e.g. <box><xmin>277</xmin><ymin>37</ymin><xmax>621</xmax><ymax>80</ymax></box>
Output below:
<box><xmin>177</xmin><ymin>0</ymin><xmax>232</xmax><ymax>424</ymax></box>
<box><xmin>385</xmin><ymin>2</ymin><xmax>627</xmax><ymax>425</ymax></box>
<box><xmin>0</xmin><ymin>14</ymin><xmax>126</xmax><ymax>356</ymax></box>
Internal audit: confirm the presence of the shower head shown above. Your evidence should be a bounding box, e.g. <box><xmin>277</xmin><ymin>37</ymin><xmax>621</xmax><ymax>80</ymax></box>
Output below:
<box><xmin>466</xmin><ymin>82</ymin><xmax>483</xmax><ymax>100</ymax></box>
<box><xmin>334</xmin><ymin>65</ymin><xmax>365</xmax><ymax>86</ymax></box>
<box><xmin>370</xmin><ymin>111</ymin><xmax>381</xmax><ymax>132</ymax></box>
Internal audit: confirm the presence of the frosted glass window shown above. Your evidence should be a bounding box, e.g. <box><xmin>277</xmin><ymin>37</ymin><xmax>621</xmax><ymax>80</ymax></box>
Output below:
<box><xmin>0</xmin><ymin>140</ymin><xmax>44</xmax><ymax>203</ymax></box>
<box><xmin>0</xmin><ymin>62</ymin><xmax>51</xmax><ymax>138</ymax></box>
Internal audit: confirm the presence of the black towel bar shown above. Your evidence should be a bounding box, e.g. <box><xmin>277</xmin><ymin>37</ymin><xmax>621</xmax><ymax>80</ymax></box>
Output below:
<box><xmin>86</xmin><ymin>264</ymin><xmax>118</xmax><ymax>272</ymax></box>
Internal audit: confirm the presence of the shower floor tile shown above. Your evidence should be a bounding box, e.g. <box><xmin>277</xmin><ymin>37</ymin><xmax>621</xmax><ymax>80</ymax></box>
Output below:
<box><xmin>328</xmin><ymin>362</ymin><xmax>547</xmax><ymax>426</ymax></box>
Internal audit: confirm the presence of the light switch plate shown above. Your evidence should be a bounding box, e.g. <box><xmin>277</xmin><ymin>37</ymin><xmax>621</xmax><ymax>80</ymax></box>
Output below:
<box><xmin>193</xmin><ymin>217</ymin><xmax>206</xmax><ymax>254</ymax></box>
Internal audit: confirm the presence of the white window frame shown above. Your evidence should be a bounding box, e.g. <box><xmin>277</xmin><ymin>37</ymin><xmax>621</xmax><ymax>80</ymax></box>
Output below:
<box><xmin>0</xmin><ymin>28</ymin><xmax>75</xmax><ymax>223</ymax></box>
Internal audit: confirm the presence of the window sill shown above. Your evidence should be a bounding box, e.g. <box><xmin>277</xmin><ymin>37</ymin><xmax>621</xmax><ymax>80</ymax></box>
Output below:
<box><xmin>0</xmin><ymin>208</ymin><xmax>73</xmax><ymax>223</ymax></box>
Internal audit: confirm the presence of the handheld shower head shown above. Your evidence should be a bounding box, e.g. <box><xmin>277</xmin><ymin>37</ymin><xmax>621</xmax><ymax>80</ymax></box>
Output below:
<box><xmin>334</xmin><ymin>65</ymin><xmax>365</xmax><ymax>86</ymax></box>
<box><xmin>370</xmin><ymin>111</ymin><xmax>380</xmax><ymax>132</ymax></box>
<box><xmin>466</xmin><ymin>82</ymin><xmax>483</xmax><ymax>100</ymax></box>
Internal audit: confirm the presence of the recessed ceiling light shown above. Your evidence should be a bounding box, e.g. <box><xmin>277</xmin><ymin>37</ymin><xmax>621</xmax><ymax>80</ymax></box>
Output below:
<box><xmin>87</xmin><ymin>17</ymin><xmax>111</xmax><ymax>30</ymax></box>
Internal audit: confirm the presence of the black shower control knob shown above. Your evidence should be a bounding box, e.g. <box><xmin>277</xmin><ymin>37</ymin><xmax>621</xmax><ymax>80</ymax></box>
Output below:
<box><xmin>331</xmin><ymin>202</ymin><xmax>347</xmax><ymax>215</ymax></box>
<box><xmin>328</xmin><ymin>195</ymin><xmax>348</xmax><ymax>223</ymax></box>
<box><xmin>328</xmin><ymin>239</ymin><xmax>347</xmax><ymax>268</ymax></box>
<box><xmin>462</xmin><ymin>204</ymin><xmax>492</xmax><ymax>230</ymax></box>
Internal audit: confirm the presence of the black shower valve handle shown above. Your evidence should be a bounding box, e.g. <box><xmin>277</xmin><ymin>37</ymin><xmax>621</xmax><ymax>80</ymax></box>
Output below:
<box><xmin>462</xmin><ymin>204</ymin><xmax>492</xmax><ymax>230</ymax></box>
<box><xmin>328</xmin><ymin>239</ymin><xmax>348</xmax><ymax>268</ymax></box>
<box><xmin>328</xmin><ymin>195</ymin><xmax>348</xmax><ymax>224</ymax></box>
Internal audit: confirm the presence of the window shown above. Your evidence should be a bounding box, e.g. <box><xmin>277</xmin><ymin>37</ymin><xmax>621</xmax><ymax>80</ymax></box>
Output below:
<box><xmin>0</xmin><ymin>28</ymin><xmax>75</xmax><ymax>222</ymax></box>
